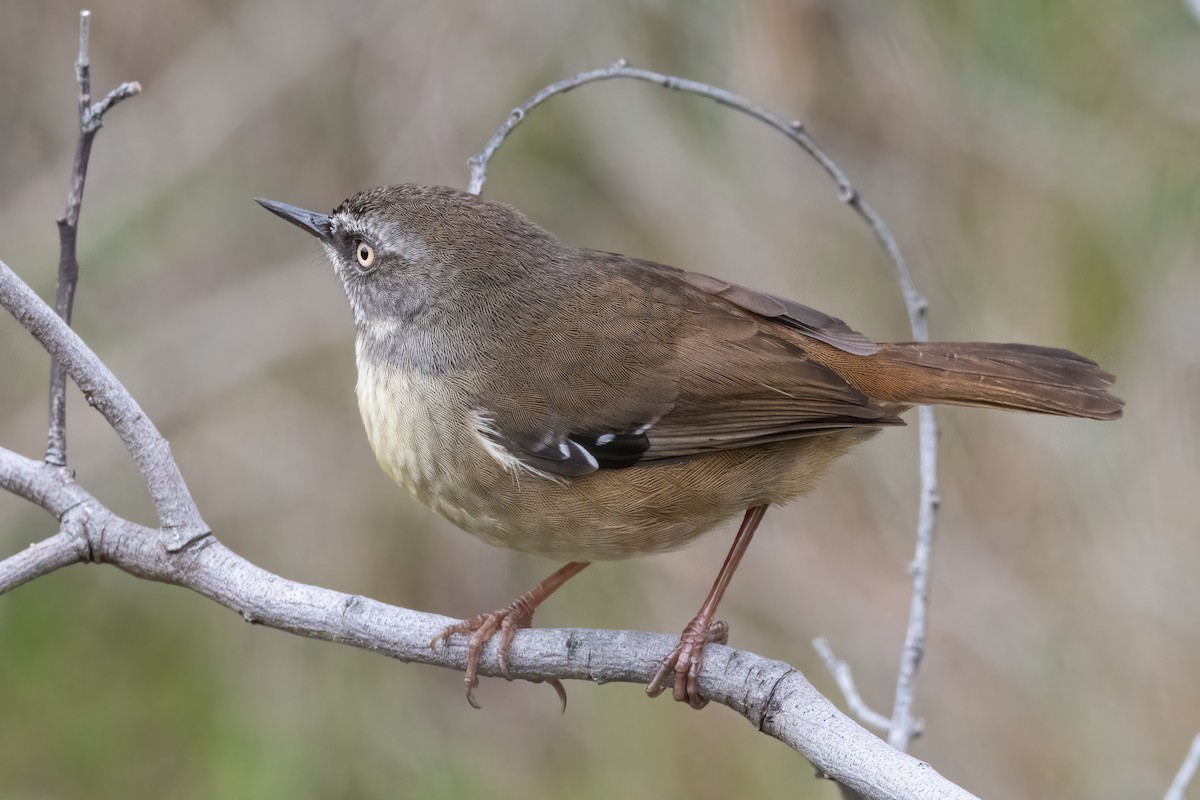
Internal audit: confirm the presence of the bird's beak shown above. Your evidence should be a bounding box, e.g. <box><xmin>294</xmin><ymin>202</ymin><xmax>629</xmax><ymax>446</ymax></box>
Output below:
<box><xmin>255</xmin><ymin>197</ymin><xmax>332</xmax><ymax>239</ymax></box>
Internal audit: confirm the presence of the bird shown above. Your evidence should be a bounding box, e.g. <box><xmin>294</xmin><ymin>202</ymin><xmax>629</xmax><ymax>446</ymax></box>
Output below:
<box><xmin>256</xmin><ymin>184</ymin><xmax>1122</xmax><ymax>709</ymax></box>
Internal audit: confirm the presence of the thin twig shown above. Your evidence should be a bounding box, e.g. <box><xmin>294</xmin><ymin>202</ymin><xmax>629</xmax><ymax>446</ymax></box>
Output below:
<box><xmin>889</xmin><ymin>404</ymin><xmax>939</xmax><ymax>749</ymax></box>
<box><xmin>2</xmin><ymin>259</ymin><xmax>206</xmax><ymax>550</ymax></box>
<box><xmin>1165</xmin><ymin>733</ymin><xmax>1200</xmax><ymax>800</ymax></box>
<box><xmin>466</xmin><ymin>59</ymin><xmax>940</xmax><ymax>751</ymax></box>
<box><xmin>813</xmin><ymin>637</ymin><xmax>896</xmax><ymax>734</ymax></box>
<box><xmin>45</xmin><ymin>9</ymin><xmax>141</xmax><ymax>467</ymax></box>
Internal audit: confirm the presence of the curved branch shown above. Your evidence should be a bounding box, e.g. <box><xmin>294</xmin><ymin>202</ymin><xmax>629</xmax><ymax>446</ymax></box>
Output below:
<box><xmin>0</xmin><ymin>447</ymin><xmax>975</xmax><ymax>800</ymax></box>
<box><xmin>466</xmin><ymin>59</ymin><xmax>940</xmax><ymax>751</ymax></box>
<box><xmin>0</xmin><ymin>259</ymin><xmax>207</xmax><ymax>550</ymax></box>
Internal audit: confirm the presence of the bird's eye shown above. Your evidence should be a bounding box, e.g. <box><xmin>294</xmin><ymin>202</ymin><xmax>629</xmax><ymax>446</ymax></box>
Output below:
<box><xmin>354</xmin><ymin>241</ymin><xmax>376</xmax><ymax>270</ymax></box>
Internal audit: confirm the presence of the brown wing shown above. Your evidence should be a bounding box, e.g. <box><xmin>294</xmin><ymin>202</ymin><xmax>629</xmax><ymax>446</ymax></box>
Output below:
<box><xmin>472</xmin><ymin>250</ymin><xmax>901</xmax><ymax>478</ymax></box>
<box><xmin>668</xmin><ymin>266</ymin><xmax>880</xmax><ymax>356</ymax></box>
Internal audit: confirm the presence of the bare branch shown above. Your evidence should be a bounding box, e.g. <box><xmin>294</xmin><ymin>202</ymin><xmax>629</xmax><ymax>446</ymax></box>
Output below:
<box><xmin>2</xmin><ymin>259</ymin><xmax>207</xmax><ymax>550</ymax></box>
<box><xmin>0</xmin><ymin>527</ymin><xmax>86</xmax><ymax>596</ymax></box>
<box><xmin>0</xmin><ymin>446</ymin><xmax>113</xmax><ymax>596</ymax></box>
<box><xmin>0</xmin><ymin>447</ymin><xmax>90</xmax><ymax>520</ymax></box>
<box><xmin>813</xmin><ymin>638</ymin><xmax>895</xmax><ymax>734</ymax></box>
<box><xmin>889</xmin><ymin>405</ymin><xmax>940</xmax><ymax>749</ymax></box>
<box><xmin>0</xmin><ymin>448</ymin><xmax>975</xmax><ymax>800</ymax></box>
<box><xmin>46</xmin><ymin>9</ymin><xmax>141</xmax><ymax>467</ymax></box>
<box><xmin>87</xmin><ymin>82</ymin><xmax>141</xmax><ymax>126</ymax></box>
<box><xmin>466</xmin><ymin>58</ymin><xmax>940</xmax><ymax>752</ymax></box>
<box><xmin>1165</xmin><ymin>734</ymin><xmax>1200</xmax><ymax>800</ymax></box>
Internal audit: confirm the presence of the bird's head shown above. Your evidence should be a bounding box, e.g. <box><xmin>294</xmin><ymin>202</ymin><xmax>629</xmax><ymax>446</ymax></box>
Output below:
<box><xmin>256</xmin><ymin>184</ymin><xmax>560</xmax><ymax>330</ymax></box>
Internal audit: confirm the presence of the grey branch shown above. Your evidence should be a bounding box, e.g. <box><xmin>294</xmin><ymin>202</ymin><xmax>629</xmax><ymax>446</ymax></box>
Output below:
<box><xmin>0</xmin><ymin>526</ymin><xmax>87</xmax><ymax>595</ymax></box>
<box><xmin>889</xmin><ymin>404</ymin><xmax>940</xmax><ymax>749</ymax></box>
<box><xmin>466</xmin><ymin>58</ymin><xmax>940</xmax><ymax>752</ymax></box>
<box><xmin>0</xmin><ymin>442</ymin><xmax>976</xmax><ymax>800</ymax></box>
<box><xmin>46</xmin><ymin>9</ymin><xmax>141</xmax><ymax>467</ymax></box>
<box><xmin>2</xmin><ymin>260</ymin><xmax>206</xmax><ymax>550</ymax></box>
<box><xmin>1165</xmin><ymin>733</ymin><xmax>1200</xmax><ymax>800</ymax></box>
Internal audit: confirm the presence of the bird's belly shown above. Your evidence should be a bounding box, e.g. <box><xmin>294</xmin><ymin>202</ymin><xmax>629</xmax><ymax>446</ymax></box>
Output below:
<box><xmin>461</xmin><ymin>430</ymin><xmax>877</xmax><ymax>560</ymax></box>
<box><xmin>357</xmin><ymin>361</ymin><xmax>876</xmax><ymax>561</ymax></box>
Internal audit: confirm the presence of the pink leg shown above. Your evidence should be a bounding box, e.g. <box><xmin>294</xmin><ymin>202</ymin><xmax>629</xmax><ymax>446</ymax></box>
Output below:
<box><xmin>646</xmin><ymin>505</ymin><xmax>768</xmax><ymax>708</ymax></box>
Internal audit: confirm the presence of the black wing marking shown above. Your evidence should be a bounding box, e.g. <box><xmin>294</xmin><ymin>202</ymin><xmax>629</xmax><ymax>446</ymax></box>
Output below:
<box><xmin>475</xmin><ymin>419</ymin><xmax>654</xmax><ymax>479</ymax></box>
<box><xmin>567</xmin><ymin>429</ymin><xmax>651</xmax><ymax>469</ymax></box>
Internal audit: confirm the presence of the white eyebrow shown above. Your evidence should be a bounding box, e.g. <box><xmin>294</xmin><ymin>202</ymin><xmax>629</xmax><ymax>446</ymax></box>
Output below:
<box><xmin>336</xmin><ymin>214</ymin><xmax>430</xmax><ymax>263</ymax></box>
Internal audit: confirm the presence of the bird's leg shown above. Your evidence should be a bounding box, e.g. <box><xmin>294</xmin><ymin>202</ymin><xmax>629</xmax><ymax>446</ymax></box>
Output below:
<box><xmin>647</xmin><ymin>505</ymin><xmax>768</xmax><ymax>709</ymax></box>
<box><xmin>431</xmin><ymin>560</ymin><xmax>590</xmax><ymax>709</ymax></box>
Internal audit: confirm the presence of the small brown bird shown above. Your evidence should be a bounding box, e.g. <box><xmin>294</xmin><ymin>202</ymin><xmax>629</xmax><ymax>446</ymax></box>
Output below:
<box><xmin>257</xmin><ymin>184</ymin><xmax>1122</xmax><ymax>709</ymax></box>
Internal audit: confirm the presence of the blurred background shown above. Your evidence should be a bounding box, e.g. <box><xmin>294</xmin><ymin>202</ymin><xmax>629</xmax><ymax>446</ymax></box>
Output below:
<box><xmin>2</xmin><ymin>1</ymin><xmax>1198</xmax><ymax>797</ymax></box>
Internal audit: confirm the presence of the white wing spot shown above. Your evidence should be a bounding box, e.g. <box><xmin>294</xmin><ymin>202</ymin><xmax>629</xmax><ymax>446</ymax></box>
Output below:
<box><xmin>566</xmin><ymin>439</ymin><xmax>599</xmax><ymax>470</ymax></box>
<box><xmin>469</xmin><ymin>410</ymin><xmax>560</xmax><ymax>483</ymax></box>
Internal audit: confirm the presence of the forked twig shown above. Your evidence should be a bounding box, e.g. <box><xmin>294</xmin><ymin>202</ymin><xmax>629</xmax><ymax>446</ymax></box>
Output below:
<box><xmin>45</xmin><ymin>9</ymin><xmax>141</xmax><ymax>467</ymax></box>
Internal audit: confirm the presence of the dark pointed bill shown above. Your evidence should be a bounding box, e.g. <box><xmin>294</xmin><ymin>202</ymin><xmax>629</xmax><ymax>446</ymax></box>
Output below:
<box><xmin>255</xmin><ymin>197</ymin><xmax>332</xmax><ymax>239</ymax></box>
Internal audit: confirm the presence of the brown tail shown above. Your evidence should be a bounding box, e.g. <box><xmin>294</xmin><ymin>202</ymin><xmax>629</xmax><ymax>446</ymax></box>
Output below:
<box><xmin>844</xmin><ymin>342</ymin><xmax>1123</xmax><ymax>420</ymax></box>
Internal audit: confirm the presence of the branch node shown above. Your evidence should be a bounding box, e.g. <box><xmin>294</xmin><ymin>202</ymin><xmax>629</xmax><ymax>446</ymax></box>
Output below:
<box><xmin>162</xmin><ymin>526</ymin><xmax>214</xmax><ymax>554</ymax></box>
<box><xmin>754</xmin><ymin>666</ymin><xmax>798</xmax><ymax>732</ymax></box>
<box><xmin>61</xmin><ymin>507</ymin><xmax>94</xmax><ymax>563</ymax></box>
<box><xmin>84</xmin><ymin>81</ymin><xmax>142</xmax><ymax>132</ymax></box>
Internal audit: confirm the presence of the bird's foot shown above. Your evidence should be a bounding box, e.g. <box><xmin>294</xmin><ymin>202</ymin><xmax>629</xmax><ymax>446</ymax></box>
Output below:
<box><xmin>430</xmin><ymin>599</ymin><xmax>566</xmax><ymax>711</ymax></box>
<box><xmin>646</xmin><ymin>616</ymin><xmax>730</xmax><ymax>709</ymax></box>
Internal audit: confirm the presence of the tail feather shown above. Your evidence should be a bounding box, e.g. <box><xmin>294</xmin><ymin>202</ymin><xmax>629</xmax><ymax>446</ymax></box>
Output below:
<box><xmin>849</xmin><ymin>342</ymin><xmax>1124</xmax><ymax>420</ymax></box>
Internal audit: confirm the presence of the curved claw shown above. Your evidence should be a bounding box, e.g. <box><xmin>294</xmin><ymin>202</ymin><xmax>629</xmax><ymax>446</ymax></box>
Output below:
<box><xmin>465</xmin><ymin>674</ymin><xmax>482</xmax><ymax>710</ymax></box>
<box><xmin>430</xmin><ymin>603</ymin><xmax>568</xmax><ymax>710</ymax></box>
<box><xmin>534</xmin><ymin>677</ymin><xmax>568</xmax><ymax>713</ymax></box>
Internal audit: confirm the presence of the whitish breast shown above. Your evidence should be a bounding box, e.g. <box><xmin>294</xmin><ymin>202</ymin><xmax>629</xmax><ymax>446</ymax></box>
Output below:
<box><xmin>354</xmin><ymin>342</ymin><xmax>505</xmax><ymax>536</ymax></box>
<box><xmin>355</xmin><ymin>344</ymin><xmax>449</xmax><ymax>495</ymax></box>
